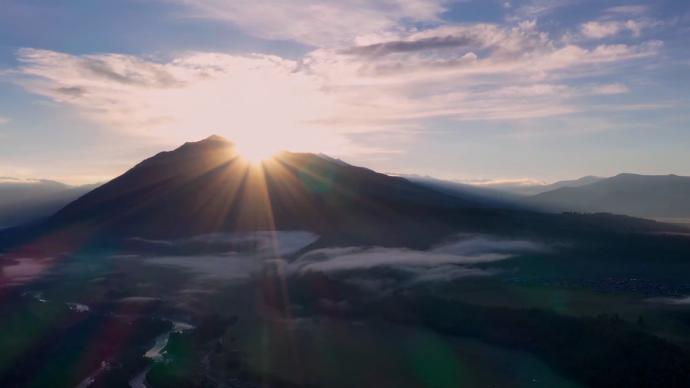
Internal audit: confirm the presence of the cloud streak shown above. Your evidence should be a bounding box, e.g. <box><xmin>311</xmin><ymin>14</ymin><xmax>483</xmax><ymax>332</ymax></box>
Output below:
<box><xmin>288</xmin><ymin>234</ymin><xmax>545</xmax><ymax>286</ymax></box>
<box><xmin>119</xmin><ymin>231</ymin><xmax>319</xmax><ymax>283</ymax></box>
<box><xmin>605</xmin><ymin>5</ymin><xmax>649</xmax><ymax>16</ymax></box>
<box><xmin>123</xmin><ymin>232</ymin><xmax>544</xmax><ymax>289</ymax></box>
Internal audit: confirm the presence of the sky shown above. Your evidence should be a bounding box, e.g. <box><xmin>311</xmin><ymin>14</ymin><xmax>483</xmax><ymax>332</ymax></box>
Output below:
<box><xmin>0</xmin><ymin>0</ymin><xmax>689</xmax><ymax>185</ymax></box>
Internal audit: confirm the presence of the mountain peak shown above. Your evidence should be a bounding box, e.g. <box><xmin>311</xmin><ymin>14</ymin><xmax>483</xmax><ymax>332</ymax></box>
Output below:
<box><xmin>179</xmin><ymin>134</ymin><xmax>234</xmax><ymax>149</ymax></box>
<box><xmin>202</xmin><ymin>134</ymin><xmax>231</xmax><ymax>143</ymax></box>
<box><xmin>40</xmin><ymin>136</ymin><xmax>478</xmax><ymax>242</ymax></box>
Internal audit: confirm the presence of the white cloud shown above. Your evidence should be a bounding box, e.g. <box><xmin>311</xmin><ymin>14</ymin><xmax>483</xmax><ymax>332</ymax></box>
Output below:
<box><xmin>11</xmin><ymin>18</ymin><xmax>662</xmax><ymax>153</ymax></box>
<box><xmin>581</xmin><ymin>21</ymin><xmax>624</xmax><ymax>39</ymax></box>
<box><xmin>433</xmin><ymin>234</ymin><xmax>545</xmax><ymax>255</ymax></box>
<box><xmin>590</xmin><ymin>83</ymin><xmax>629</xmax><ymax>95</ymax></box>
<box><xmin>580</xmin><ymin>19</ymin><xmax>656</xmax><ymax>39</ymax></box>
<box><xmin>171</xmin><ymin>0</ymin><xmax>447</xmax><ymax>47</ymax></box>
<box><xmin>281</xmin><ymin>235</ymin><xmax>546</xmax><ymax>292</ymax></box>
<box><xmin>507</xmin><ymin>0</ymin><xmax>572</xmax><ymax>21</ymax></box>
<box><xmin>301</xmin><ymin>23</ymin><xmax>659</xmax><ymax>123</ymax></box>
<box><xmin>121</xmin><ymin>231</ymin><xmax>319</xmax><ymax>282</ymax></box>
<box><xmin>14</xmin><ymin>49</ymin><xmax>351</xmax><ymax>154</ymax></box>
<box><xmin>293</xmin><ymin>247</ymin><xmax>509</xmax><ymax>273</ymax></box>
<box><xmin>0</xmin><ymin>117</ymin><xmax>8</xmax><ymax>125</ymax></box>
<box><xmin>289</xmin><ymin>234</ymin><xmax>544</xmax><ymax>277</ymax></box>
<box><xmin>119</xmin><ymin>233</ymin><xmax>543</xmax><ymax>288</ymax></box>
<box><xmin>605</xmin><ymin>5</ymin><xmax>649</xmax><ymax>16</ymax></box>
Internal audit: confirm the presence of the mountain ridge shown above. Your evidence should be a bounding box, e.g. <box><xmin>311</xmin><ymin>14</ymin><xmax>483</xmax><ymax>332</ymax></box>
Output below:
<box><xmin>531</xmin><ymin>173</ymin><xmax>690</xmax><ymax>219</ymax></box>
<box><xmin>40</xmin><ymin>135</ymin><xmax>479</xmax><ymax>247</ymax></box>
<box><xmin>0</xmin><ymin>136</ymin><xmax>683</xmax><ymax>253</ymax></box>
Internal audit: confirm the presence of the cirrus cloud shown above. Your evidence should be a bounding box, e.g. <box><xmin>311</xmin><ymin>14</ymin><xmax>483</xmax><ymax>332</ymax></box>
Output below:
<box><xmin>171</xmin><ymin>0</ymin><xmax>448</xmax><ymax>47</ymax></box>
<box><xmin>605</xmin><ymin>5</ymin><xmax>649</xmax><ymax>16</ymax></box>
<box><xmin>580</xmin><ymin>19</ymin><xmax>659</xmax><ymax>39</ymax></box>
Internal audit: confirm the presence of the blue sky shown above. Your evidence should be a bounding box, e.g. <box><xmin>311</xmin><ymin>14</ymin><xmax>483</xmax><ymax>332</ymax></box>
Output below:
<box><xmin>0</xmin><ymin>0</ymin><xmax>689</xmax><ymax>184</ymax></box>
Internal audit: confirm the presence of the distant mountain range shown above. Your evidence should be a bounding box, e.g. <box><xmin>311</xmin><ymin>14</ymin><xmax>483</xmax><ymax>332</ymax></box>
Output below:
<box><xmin>0</xmin><ymin>179</ymin><xmax>97</xmax><ymax>229</ymax></box>
<box><xmin>1</xmin><ymin>136</ymin><xmax>677</xmax><ymax>252</ymax></box>
<box><xmin>530</xmin><ymin>173</ymin><xmax>690</xmax><ymax>221</ymax></box>
<box><xmin>406</xmin><ymin>173</ymin><xmax>690</xmax><ymax>222</ymax></box>
<box><xmin>2</xmin><ymin>139</ymin><xmax>688</xmax><ymax>241</ymax></box>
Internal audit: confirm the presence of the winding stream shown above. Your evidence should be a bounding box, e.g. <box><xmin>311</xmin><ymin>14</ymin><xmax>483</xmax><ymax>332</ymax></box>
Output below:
<box><xmin>129</xmin><ymin>320</ymin><xmax>195</xmax><ymax>388</ymax></box>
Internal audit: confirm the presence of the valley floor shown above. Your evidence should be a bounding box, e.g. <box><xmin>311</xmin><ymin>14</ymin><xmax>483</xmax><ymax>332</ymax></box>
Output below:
<box><xmin>2</xmin><ymin>231</ymin><xmax>690</xmax><ymax>387</ymax></box>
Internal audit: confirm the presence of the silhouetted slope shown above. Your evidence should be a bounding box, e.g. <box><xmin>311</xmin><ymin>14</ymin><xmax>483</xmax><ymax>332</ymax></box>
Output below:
<box><xmin>531</xmin><ymin>173</ymin><xmax>690</xmax><ymax>219</ymax></box>
<box><xmin>46</xmin><ymin>136</ymin><xmax>478</xmax><ymax>245</ymax></box>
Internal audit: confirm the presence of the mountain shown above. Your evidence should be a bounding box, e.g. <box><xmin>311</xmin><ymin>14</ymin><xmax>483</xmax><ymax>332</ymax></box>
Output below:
<box><xmin>531</xmin><ymin>173</ymin><xmax>690</xmax><ymax>220</ymax></box>
<box><xmin>0</xmin><ymin>137</ymin><xmax>680</xmax><ymax>253</ymax></box>
<box><xmin>479</xmin><ymin>175</ymin><xmax>605</xmax><ymax>196</ymax></box>
<box><xmin>0</xmin><ymin>179</ymin><xmax>97</xmax><ymax>229</ymax></box>
<box><xmin>36</xmin><ymin>136</ymin><xmax>483</xmax><ymax>247</ymax></box>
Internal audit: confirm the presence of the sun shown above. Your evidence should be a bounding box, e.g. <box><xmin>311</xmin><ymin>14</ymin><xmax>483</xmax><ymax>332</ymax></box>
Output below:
<box><xmin>236</xmin><ymin>142</ymin><xmax>278</xmax><ymax>164</ymax></box>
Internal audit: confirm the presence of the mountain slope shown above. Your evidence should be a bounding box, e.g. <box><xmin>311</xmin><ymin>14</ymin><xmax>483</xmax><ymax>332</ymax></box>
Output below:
<box><xmin>531</xmin><ymin>173</ymin><xmax>690</xmax><ymax>219</ymax></box>
<box><xmin>44</xmin><ymin>136</ymin><xmax>482</xmax><ymax>246</ymax></box>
